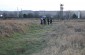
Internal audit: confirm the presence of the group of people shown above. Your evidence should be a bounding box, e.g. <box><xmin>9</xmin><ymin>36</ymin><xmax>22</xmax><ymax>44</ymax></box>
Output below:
<box><xmin>40</xmin><ymin>16</ymin><xmax>52</xmax><ymax>25</ymax></box>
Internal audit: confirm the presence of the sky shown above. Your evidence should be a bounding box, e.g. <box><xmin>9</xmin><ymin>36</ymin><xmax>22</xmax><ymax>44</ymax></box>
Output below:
<box><xmin>0</xmin><ymin>0</ymin><xmax>85</xmax><ymax>11</ymax></box>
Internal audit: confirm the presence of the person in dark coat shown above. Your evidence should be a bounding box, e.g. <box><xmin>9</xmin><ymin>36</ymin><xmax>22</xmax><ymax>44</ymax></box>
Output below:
<box><xmin>40</xmin><ymin>17</ymin><xmax>44</xmax><ymax>25</ymax></box>
<box><xmin>47</xmin><ymin>18</ymin><xmax>50</xmax><ymax>25</ymax></box>
<box><xmin>50</xmin><ymin>18</ymin><xmax>52</xmax><ymax>24</ymax></box>
<box><xmin>43</xmin><ymin>16</ymin><xmax>46</xmax><ymax>25</ymax></box>
<box><xmin>47</xmin><ymin>16</ymin><xmax>50</xmax><ymax>25</ymax></box>
<box><xmin>50</xmin><ymin>16</ymin><xmax>53</xmax><ymax>24</ymax></box>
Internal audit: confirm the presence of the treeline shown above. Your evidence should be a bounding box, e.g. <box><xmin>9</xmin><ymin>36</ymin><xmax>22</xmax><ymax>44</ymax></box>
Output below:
<box><xmin>1</xmin><ymin>12</ymin><xmax>40</xmax><ymax>19</ymax></box>
<box><xmin>23</xmin><ymin>13</ymin><xmax>40</xmax><ymax>18</ymax></box>
<box><xmin>0</xmin><ymin>11</ymin><xmax>80</xmax><ymax>20</ymax></box>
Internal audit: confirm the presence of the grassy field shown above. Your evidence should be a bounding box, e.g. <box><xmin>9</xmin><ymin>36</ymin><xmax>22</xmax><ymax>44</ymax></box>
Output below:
<box><xmin>0</xmin><ymin>19</ymin><xmax>85</xmax><ymax>55</ymax></box>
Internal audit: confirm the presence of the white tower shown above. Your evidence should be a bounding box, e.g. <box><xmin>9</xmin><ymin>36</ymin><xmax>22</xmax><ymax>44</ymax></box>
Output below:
<box><xmin>60</xmin><ymin>4</ymin><xmax>64</xmax><ymax>19</ymax></box>
<box><xmin>60</xmin><ymin>4</ymin><xmax>64</xmax><ymax>11</ymax></box>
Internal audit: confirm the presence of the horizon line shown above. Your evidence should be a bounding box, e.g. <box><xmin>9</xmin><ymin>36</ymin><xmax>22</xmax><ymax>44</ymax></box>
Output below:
<box><xmin>0</xmin><ymin>10</ymin><xmax>85</xmax><ymax>11</ymax></box>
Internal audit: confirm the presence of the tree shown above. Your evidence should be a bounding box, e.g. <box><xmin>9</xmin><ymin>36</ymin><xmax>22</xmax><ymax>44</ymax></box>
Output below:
<box><xmin>54</xmin><ymin>14</ymin><xmax>60</xmax><ymax>19</ymax></box>
<box><xmin>72</xmin><ymin>14</ymin><xmax>78</xmax><ymax>18</ymax></box>
<box><xmin>56</xmin><ymin>11</ymin><xmax>62</xmax><ymax>19</ymax></box>
<box><xmin>19</xmin><ymin>11</ymin><xmax>23</xmax><ymax>18</ymax></box>
<box><xmin>27</xmin><ymin>13</ymin><xmax>34</xmax><ymax>18</ymax></box>
<box><xmin>65</xmin><ymin>11</ymin><xmax>72</xmax><ymax>19</ymax></box>
<box><xmin>34</xmin><ymin>11</ymin><xmax>40</xmax><ymax>18</ymax></box>
<box><xmin>3</xmin><ymin>13</ymin><xmax>7</xmax><ymax>19</ymax></box>
<box><xmin>8</xmin><ymin>13</ymin><xmax>14</xmax><ymax>18</ymax></box>
<box><xmin>23</xmin><ymin>14</ymin><xmax>27</xmax><ymax>18</ymax></box>
<box><xmin>46</xmin><ymin>14</ymin><xmax>51</xmax><ymax>18</ymax></box>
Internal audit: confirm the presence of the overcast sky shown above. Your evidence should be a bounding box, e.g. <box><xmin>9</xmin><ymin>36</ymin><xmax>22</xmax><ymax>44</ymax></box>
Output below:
<box><xmin>0</xmin><ymin>0</ymin><xmax>85</xmax><ymax>11</ymax></box>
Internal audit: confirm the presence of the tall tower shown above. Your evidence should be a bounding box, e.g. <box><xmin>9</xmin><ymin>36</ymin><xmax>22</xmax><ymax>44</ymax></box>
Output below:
<box><xmin>60</xmin><ymin>4</ymin><xmax>64</xmax><ymax>20</ymax></box>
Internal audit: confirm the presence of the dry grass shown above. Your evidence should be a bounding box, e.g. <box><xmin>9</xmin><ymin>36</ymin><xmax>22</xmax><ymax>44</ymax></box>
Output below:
<box><xmin>0</xmin><ymin>19</ymin><xmax>39</xmax><ymax>37</ymax></box>
<box><xmin>0</xmin><ymin>19</ymin><xmax>46</xmax><ymax>55</ymax></box>
<box><xmin>32</xmin><ymin>19</ymin><xmax>85</xmax><ymax>55</ymax></box>
<box><xmin>0</xmin><ymin>19</ymin><xmax>85</xmax><ymax>55</ymax></box>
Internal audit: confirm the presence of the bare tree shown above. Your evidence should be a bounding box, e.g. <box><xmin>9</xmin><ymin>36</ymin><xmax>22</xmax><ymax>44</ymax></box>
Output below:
<box><xmin>3</xmin><ymin>12</ymin><xmax>7</xmax><ymax>19</ymax></box>
<box><xmin>34</xmin><ymin>11</ymin><xmax>40</xmax><ymax>18</ymax></box>
<box><xmin>65</xmin><ymin>11</ymin><xmax>72</xmax><ymax>20</ymax></box>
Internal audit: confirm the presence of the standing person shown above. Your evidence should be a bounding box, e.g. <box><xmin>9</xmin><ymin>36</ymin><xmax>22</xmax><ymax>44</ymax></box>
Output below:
<box><xmin>50</xmin><ymin>18</ymin><xmax>52</xmax><ymax>24</ymax></box>
<box><xmin>40</xmin><ymin>16</ymin><xmax>44</xmax><ymax>25</ymax></box>
<box><xmin>43</xmin><ymin>16</ymin><xmax>46</xmax><ymax>25</ymax></box>
<box><xmin>47</xmin><ymin>18</ymin><xmax>50</xmax><ymax>25</ymax></box>
<box><xmin>47</xmin><ymin>16</ymin><xmax>50</xmax><ymax>25</ymax></box>
<box><xmin>50</xmin><ymin>16</ymin><xmax>53</xmax><ymax>24</ymax></box>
